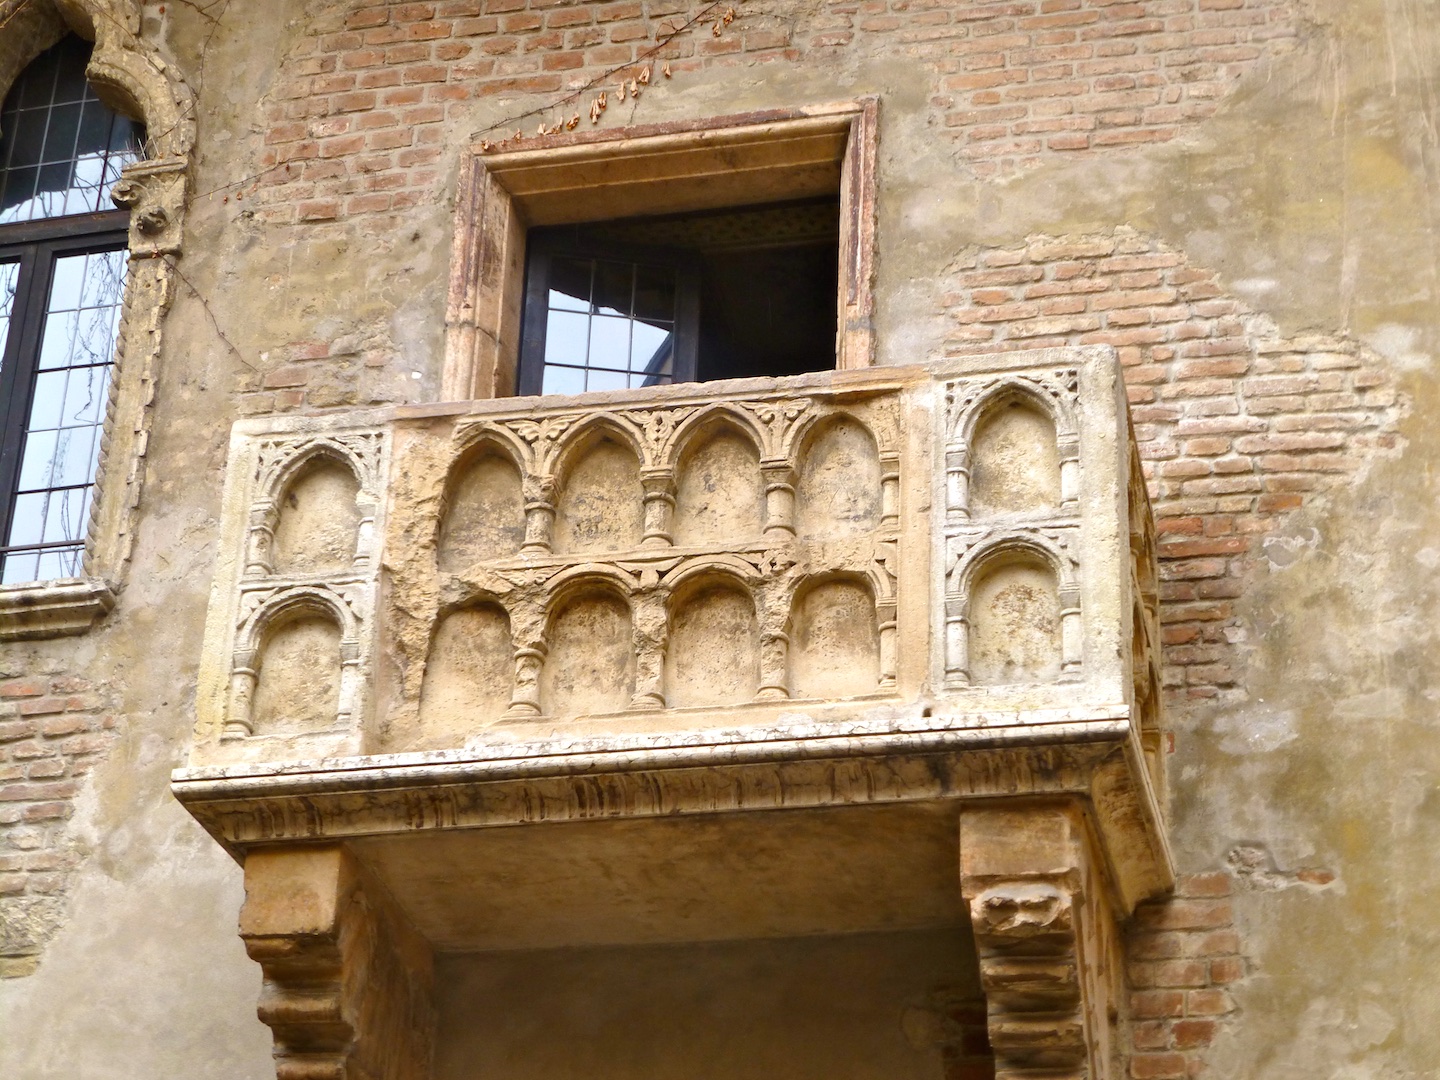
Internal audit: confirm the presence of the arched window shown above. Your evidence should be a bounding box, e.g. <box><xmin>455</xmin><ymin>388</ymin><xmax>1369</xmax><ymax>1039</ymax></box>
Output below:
<box><xmin>0</xmin><ymin>35</ymin><xmax>144</xmax><ymax>583</ymax></box>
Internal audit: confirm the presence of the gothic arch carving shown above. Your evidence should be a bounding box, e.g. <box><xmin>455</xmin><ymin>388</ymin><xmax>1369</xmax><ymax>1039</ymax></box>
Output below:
<box><xmin>663</xmin><ymin>404</ymin><xmax>767</xmax><ymax>472</ymax></box>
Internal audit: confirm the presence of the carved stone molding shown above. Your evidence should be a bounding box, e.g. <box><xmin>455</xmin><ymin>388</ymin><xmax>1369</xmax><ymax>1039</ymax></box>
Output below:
<box><xmin>0</xmin><ymin>0</ymin><xmax>196</xmax><ymax>640</ymax></box>
<box><xmin>0</xmin><ymin>578</ymin><xmax>115</xmax><ymax>641</ymax></box>
<box><xmin>239</xmin><ymin>845</ymin><xmax>435</xmax><ymax>1080</ymax></box>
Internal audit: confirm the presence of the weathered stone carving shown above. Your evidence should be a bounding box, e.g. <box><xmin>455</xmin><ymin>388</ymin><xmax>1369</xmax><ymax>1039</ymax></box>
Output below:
<box><xmin>186</xmin><ymin>351</ymin><xmax>1164</xmax><ymax>929</ymax></box>
<box><xmin>938</xmin><ymin>366</ymin><xmax>1094</xmax><ymax>689</ymax></box>
<box><xmin>196</xmin><ymin>429</ymin><xmax>390</xmax><ymax>757</ymax></box>
<box><xmin>961</xmin><ymin>803</ymin><xmax>1126</xmax><ymax>1080</ymax></box>
<box><xmin>239</xmin><ymin>846</ymin><xmax>435</xmax><ymax>1080</ymax></box>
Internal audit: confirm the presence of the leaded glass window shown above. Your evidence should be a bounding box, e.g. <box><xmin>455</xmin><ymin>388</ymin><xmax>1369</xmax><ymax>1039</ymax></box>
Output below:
<box><xmin>0</xmin><ymin>35</ymin><xmax>143</xmax><ymax>583</ymax></box>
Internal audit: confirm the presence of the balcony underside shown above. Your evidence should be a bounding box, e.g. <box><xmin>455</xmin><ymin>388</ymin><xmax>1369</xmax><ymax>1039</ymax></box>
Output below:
<box><xmin>173</xmin><ymin>703</ymin><xmax>1170</xmax><ymax>925</ymax></box>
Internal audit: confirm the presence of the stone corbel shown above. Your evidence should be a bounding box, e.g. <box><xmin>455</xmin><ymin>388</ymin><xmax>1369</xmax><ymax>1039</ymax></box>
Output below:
<box><xmin>109</xmin><ymin>156</ymin><xmax>187</xmax><ymax>258</ymax></box>
<box><xmin>960</xmin><ymin>803</ymin><xmax>1122</xmax><ymax>1080</ymax></box>
<box><xmin>239</xmin><ymin>845</ymin><xmax>435</xmax><ymax>1080</ymax></box>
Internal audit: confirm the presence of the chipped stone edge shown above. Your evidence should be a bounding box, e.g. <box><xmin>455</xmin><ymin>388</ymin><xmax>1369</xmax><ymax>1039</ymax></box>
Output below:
<box><xmin>0</xmin><ymin>577</ymin><xmax>116</xmax><ymax>641</ymax></box>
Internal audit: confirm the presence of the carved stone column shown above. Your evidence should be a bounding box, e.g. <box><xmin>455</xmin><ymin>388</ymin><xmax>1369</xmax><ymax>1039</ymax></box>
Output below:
<box><xmin>239</xmin><ymin>845</ymin><xmax>435</xmax><ymax>1080</ymax></box>
<box><xmin>630</xmin><ymin>590</ymin><xmax>668</xmax><ymax>710</ymax></box>
<box><xmin>879</xmin><ymin>451</ymin><xmax>901</xmax><ymax>530</ymax></box>
<box><xmin>504</xmin><ymin>644</ymin><xmax>546</xmax><ymax>718</ymax></box>
<box><xmin>640</xmin><ymin>468</ymin><xmax>676</xmax><ymax>548</ymax></box>
<box><xmin>245</xmin><ymin>502</ymin><xmax>277</xmax><ymax>576</ymax></box>
<box><xmin>761</xmin><ymin>461</ymin><xmax>797</xmax><ymax>542</ymax></box>
<box><xmin>521</xmin><ymin>475</ymin><xmax>557</xmax><ymax>554</ymax></box>
<box><xmin>960</xmin><ymin>802</ymin><xmax>1122</xmax><ymax>1080</ymax></box>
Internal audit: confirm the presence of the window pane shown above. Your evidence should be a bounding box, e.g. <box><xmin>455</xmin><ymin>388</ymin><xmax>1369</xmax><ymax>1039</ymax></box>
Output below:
<box><xmin>62</xmin><ymin>364</ymin><xmax>110</xmax><ymax>427</ymax></box>
<box><xmin>548</xmin><ymin>258</ymin><xmax>591</xmax><ymax>312</ymax></box>
<box><xmin>593</xmin><ymin>260</ymin><xmax>632</xmax><ymax>317</ymax></box>
<box><xmin>633</xmin><ymin>265</ymin><xmax>676</xmax><ymax>321</ymax></box>
<box><xmin>7</xmin><ymin>492</ymin><xmax>45</xmax><ymax>547</ymax></box>
<box><xmin>2</xmin><ymin>550</ymin><xmax>39</xmax><ymax>585</ymax></box>
<box><xmin>0</xmin><ymin>35</ymin><xmax>145</xmax><ymax>224</ymax></box>
<box><xmin>81</xmin><ymin>249</ymin><xmax>126</xmax><ymax>308</ymax></box>
<box><xmin>544</xmin><ymin>310</ymin><xmax>589</xmax><ymax>367</ymax></box>
<box><xmin>588</xmin><ymin>315</ymin><xmax>631</xmax><ymax>371</ymax></box>
<box><xmin>27</xmin><ymin>370</ymin><xmax>67</xmax><ymax>432</ymax></box>
<box><xmin>2</xmin><ymin>245</ymin><xmax>126</xmax><ymax>583</ymax></box>
<box><xmin>585</xmin><ymin>368</ymin><xmax>627</xmax><ymax>393</ymax></box>
<box><xmin>541</xmin><ymin>365</ymin><xmax>585</xmax><ymax>396</ymax></box>
<box><xmin>49</xmin><ymin>255</ymin><xmax>87</xmax><ymax>311</ymax></box>
<box><xmin>533</xmin><ymin>249</ymin><xmax>684</xmax><ymax>396</ymax></box>
<box><xmin>42</xmin><ymin>482</ymin><xmax>90</xmax><ymax>539</ymax></box>
<box><xmin>15</xmin><ymin>430</ymin><xmax>57</xmax><ymax>491</ymax></box>
<box><xmin>631</xmin><ymin>322</ymin><xmax>672</xmax><ymax>374</ymax></box>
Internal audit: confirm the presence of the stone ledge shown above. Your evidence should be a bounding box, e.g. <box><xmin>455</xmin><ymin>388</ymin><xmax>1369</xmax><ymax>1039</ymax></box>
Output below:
<box><xmin>171</xmin><ymin>707</ymin><xmax>1173</xmax><ymax>910</ymax></box>
<box><xmin>0</xmin><ymin>578</ymin><xmax>115</xmax><ymax>641</ymax></box>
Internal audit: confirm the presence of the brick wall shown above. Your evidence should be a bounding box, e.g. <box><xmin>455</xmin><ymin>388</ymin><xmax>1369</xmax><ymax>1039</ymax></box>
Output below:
<box><xmin>247</xmin><ymin>0</ymin><xmax>1295</xmax><ymax>225</ymax></box>
<box><xmin>1126</xmin><ymin>870</ymin><xmax>1245</xmax><ymax>1080</ymax></box>
<box><xmin>0</xmin><ymin>667</ymin><xmax>117</xmax><ymax>978</ymax></box>
<box><xmin>943</xmin><ymin>227</ymin><xmax>1401</xmax><ymax>701</ymax></box>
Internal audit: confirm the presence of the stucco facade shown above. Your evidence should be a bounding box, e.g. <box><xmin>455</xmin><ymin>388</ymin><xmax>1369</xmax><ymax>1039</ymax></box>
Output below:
<box><xmin>0</xmin><ymin>1</ymin><xmax>1436</xmax><ymax>1078</ymax></box>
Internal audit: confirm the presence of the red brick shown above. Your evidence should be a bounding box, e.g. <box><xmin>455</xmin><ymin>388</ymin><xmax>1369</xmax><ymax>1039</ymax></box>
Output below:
<box><xmin>1131</xmin><ymin>1052</ymin><xmax>1187</xmax><ymax>1079</ymax></box>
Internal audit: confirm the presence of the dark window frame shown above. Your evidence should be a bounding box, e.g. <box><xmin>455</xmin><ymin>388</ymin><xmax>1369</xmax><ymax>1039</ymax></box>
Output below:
<box><xmin>518</xmin><ymin>229</ymin><xmax>702</xmax><ymax>397</ymax></box>
<box><xmin>0</xmin><ymin>211</ymin><xmax>128</xmax><ymax>579</ymax></box>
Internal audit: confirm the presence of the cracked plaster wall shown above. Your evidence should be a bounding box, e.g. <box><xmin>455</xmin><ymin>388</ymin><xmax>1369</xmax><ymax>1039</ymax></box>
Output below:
<box><xmin>0</xmin><ymin>0</ymin><xmax>1437</xmax><ymax>1077</ymax></box>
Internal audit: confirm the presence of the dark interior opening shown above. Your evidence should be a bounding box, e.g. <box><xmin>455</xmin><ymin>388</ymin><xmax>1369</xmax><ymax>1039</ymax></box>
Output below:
<box><xmin>521</xmin><ymin>197</ymin><xmax>839</xmax><ymax>394</ymax></box>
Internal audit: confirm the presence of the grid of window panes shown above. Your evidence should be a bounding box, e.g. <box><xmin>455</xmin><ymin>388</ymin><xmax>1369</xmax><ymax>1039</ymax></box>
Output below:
<box><xmin>0</xmin><ymin>35</ymin><xmax>145</xmax><ymax>224</ymax></box>
<box><xmin>541</xmin><ymin>256</ymin><xmax>678</xmax><ymax>394</ymax></box>
<box><xmin>1</xmin><ymin>248</ymin><xmax>125</xmax><ymax>582</ymax></box>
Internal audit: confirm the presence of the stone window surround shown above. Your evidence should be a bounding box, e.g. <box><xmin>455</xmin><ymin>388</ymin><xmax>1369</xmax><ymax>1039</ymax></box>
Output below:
<box><xmin>0</xmin><ymin>0</ymin><xmax>194</xmax><ymax>640</ymax></box>
<box><xmin>443</xmin><ymin>98</ymin><xmax>879</xmax><ymax>401</ymax></box>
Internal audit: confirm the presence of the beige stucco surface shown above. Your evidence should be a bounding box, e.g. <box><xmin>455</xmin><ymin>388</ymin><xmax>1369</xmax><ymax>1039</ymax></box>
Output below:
<box><xmin>0</xmin><ymin>0</ymin><xmax>1437</xmax><ymax>1077</ymax></box>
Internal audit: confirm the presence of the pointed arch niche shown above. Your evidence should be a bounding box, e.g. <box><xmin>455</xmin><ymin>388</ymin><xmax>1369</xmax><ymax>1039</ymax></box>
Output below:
<box><xmin>0</xmin><ymin>2</ymin><xmax>195</xmax><ymax>640</ymax></box>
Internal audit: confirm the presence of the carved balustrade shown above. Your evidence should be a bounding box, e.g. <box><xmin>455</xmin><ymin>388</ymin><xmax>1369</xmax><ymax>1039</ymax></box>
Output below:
<box><xmin>190</xmin><ymin>350</ymin><xmax>1159</xmax><ymax>776</ymax></box>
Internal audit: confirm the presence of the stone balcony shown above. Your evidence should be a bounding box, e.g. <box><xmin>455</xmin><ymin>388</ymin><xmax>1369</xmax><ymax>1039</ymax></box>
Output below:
<box><xmin>173</xmin><ymin>346</ymin><xmax>1170</xmax><ymax>1080</ymax></box>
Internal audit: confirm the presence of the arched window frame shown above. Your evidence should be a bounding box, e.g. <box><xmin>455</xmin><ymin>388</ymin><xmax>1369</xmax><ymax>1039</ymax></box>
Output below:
<box><xmin>0</xmin><ymin>34</ymin><xmax>144</xmax><ymax>587</ymax></box>
<box><xmin>0</xmin><ymin>6</ymin><xmax>195</xmax><ymax>640</ymax></box>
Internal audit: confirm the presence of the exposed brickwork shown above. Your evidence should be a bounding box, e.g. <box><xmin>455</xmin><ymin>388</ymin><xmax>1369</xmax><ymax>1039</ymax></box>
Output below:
<box><xmin>943</xmin><ymin>227</ymin><xmax>1402</xmax><ymax>701</ymax></box>
<box><xmin>908</xmin><ymin>0</ymin><xmax>1298</xmax><ymax>177</ymax></box>
<box><xmin>250</xmin><ymin>0</ymin><xmax>799</xmax><ymax>227</ymax></box>
<box><xmin>248</xmin><ymin>0</ymin><xmax>1295</xmax><ymax>226</ymax></box>
<box><xmin>1124</xmin><ymin>869</ymin><xmax>1247</xmax><ymax>1079</ymax></box>
<box><xmin>0</xmin><ymin>669</ymin><xmax>118</xmax><ymax>978</ymax></box>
